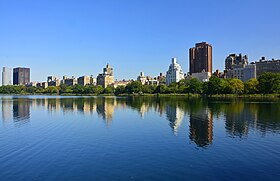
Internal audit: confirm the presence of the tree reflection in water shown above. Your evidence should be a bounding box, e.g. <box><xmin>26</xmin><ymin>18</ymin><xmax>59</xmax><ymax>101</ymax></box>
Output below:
<box><xmin>1</xmin><ymin>96</ymin><xmax>279</xmax><ymax>147</ymax></box>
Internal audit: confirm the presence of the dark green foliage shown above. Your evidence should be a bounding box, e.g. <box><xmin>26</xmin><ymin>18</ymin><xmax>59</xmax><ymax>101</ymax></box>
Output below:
<box><xmin>258</xmin><ymin>72</ymin><xmax>280</xmax><ymax>93</ymax></box>
<box><xmin>0</xmin><ymin>73</ymin><xmax>280</xmax><ymax>95</ymax></box>
<box><xmin>72</xmin><ymin>84</ymin><xmax>85</xmax><ymax>94</ymax></box>
<box><xmin>154</xmin><ymin>84</ymin><xmax>168</xmax><ymax>94</ymax></box>
<box><xmin>189</xmin><ymin>78</ymin><xmax>203</xmax><ymax>94</ymax></box>
<box><xmin>103</xmin><ymin>86</ymin><xmax>115</xmax><ymax>94</ymax></box>
<box><xmin>115</xmin><ymin>86</ymin><xmax>126</xmax><ymax>95</ymax></box>
<box><xmin>44</xmin><ymin>86</ymin><xmax>59</xmax><ymax>94</ymax></box>
<box><xmin>125</xmin><ymin>81</ymin><xmax>143</xmax><ymax>94</ymax></box>
<box><xmin>142</xmin><ymin>85</ymin><xmax>157</xmax><ymax>94</ymax></box>
<box><xmin>206</xmin><ymin>76</ymin><xmax>224</xmax><ymax>94</ymax></box>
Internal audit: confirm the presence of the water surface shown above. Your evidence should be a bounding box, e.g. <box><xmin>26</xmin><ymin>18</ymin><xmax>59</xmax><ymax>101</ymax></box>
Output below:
<box><xmin>0</xmin><ymin>95</ymin><xmax>279</xmax><ymax>180</ymax></box>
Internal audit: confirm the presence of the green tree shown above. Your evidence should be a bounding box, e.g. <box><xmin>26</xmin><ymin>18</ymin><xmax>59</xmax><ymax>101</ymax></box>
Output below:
<box><xmin>104</xmin><ymin>86</ymin><xmax>115</xmax><ymax>94</ymax></box>
<box><xmin>202</xmin><ymin>82</ymin><xmax>209</xmax><ymax>94</ymax></box>
<box><xmin>93</xmin><ymin>85</ymin><xmax>104</xmax><ymax>95</ymax></box>
<box><xmin>59</xmin><ymin>84</ymin><xmax>73</xmax><ymax>94</ymax></box>
<box><xmin>228</xmin><ymin>79</ymin><xmax>244</xmax><ymax>94</ymax></box>
<box><xmin>26</xmin><ymin>86</ymin><xmax>37</xmax><ymax>94</ymax></box>
<box><xmin>72</xmin><ymin>84</ymin><xmax>85</xmax><ymax>94</ymax></box>
<box><xmin>189</xmin><ymin>78</ymin><xmax>202</xmax><ymax>94</ymax></box>
<box><xmin>258</xmin><ymin>72</ymin><xmax>280</xmax><ymax>93</ymax></box>
<box><xmin>272</xmin><ymin>79</ymin><xmax>280</xmax><ymax>93</ymax></box>
<box><xmin>155</xmin><ymin>84</ymin><xmax>168</xmax><ymax>94</ymax></box>
<box><xmin>142</xmin><ymin>85</ymin><xmax>156</xmax><ymax>94</ymax></box>
<box><xmin>115</xmin><ymin>85</ymin><xmax>126</xmax><ymax>95</ymax></box>
<box><xmin>125</xmin><ymin>81</ymin><xmax>143</xmax><ymax>94</ymax></box>
<box><xmin>245</xmin><ymin>78</ymin><xmax>259</xmax><ymax>94</ymax></box>
<box><xmin>45</xmin><ymin>86</ymin><xmax>59</xmax><ymax>94</ymax></box>
<box><xmin>207</xmin><ymin>76</ymin><xmax>223</xmax><ymax>94</ymax></box>
<box><xmin>220</xmin><ymin>79</ymin><xmax>233</xmax><ymax>94</ymax></box>
<box><xmin>168</xmin><ymin>82</ymin><xmax>179</xmax><ymax>93</ymax></box>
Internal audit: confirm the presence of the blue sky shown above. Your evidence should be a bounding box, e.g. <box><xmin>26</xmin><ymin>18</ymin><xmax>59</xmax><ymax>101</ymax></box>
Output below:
<box><xmin>0</xmin><ymin>0</ymin><xmax>280</xmax><ymax>82</ymax></box>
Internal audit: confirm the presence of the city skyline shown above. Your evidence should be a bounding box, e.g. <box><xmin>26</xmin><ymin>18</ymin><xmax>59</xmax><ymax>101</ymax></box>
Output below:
<box><xmin>1</xmin><ymin>0</ymin><xmax>280</xmax><ymax>83</ymax></box>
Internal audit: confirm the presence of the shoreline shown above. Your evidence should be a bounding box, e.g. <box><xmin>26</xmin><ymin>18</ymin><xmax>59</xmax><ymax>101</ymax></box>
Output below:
<box><xmin>0</xmin><ymin>93</ymin><xmax>279</xmax><ymax>99</ymax></box>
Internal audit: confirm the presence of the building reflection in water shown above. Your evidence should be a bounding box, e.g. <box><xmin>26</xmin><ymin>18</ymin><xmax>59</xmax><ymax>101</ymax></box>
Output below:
<box><xmin>2</xmin><ymin>99</ymin><xmax>13</xmax><ymax>122</ymax></box>
<box><xmin>96</xmin><ymin>97</ymin><xmax>116</xmax><ymax>125</ymax></box>
<box><xmin>189</xmin><ymin>107</ymin><xmax>213</xmax><ymax>147</ymax></box>
<box><xmin>1</xmin><ymin>96</ymin><xmax>280</xmax><ymax>147</ymax></box>
<box><xmin>12</xmin><ymin>98</ymin><xmax>31</xmax><ymax>126</ymax></box>
<box><xmin>224</xmin><ymin>102</ymin><xmax>249</xmax><ymax>138</ymax></box>
<box><xmin>166</xmin><ymin>104</ymin><xmax>184</xmax><ymax>134</ymax></box>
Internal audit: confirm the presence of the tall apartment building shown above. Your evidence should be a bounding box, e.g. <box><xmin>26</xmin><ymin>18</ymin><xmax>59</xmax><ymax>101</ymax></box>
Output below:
<box><xmin>225</xmin><ymin>54</ymin><xmax>248</xmax><ymax>70</ymax></box>
<box><xmin>97</xmin><ymin>64</ymin><xmax>114</xmax><ymax>88</ymax></box>
<box><xmin>78</xmin><ymin>76</ymin><xmax>91</xmax><ymax>86</ymax></box>
<box><xmin>64</xmin><ymin>76</ymin><xmax>77</xmax><ymax>86</ymax></box>
<box><xmin>166</xmin><ymin>58</ymin><xmax>184</xmax><ymax>86</ymax></box>
<box><xmin>13</xmin><ymin>67</ymin><xmax>30</xmax><ymax>85</ymax></box>
<box><xmin>189</xmin><ymin>42</ymin><xmax>212</xmax><ymax>74</ymax></box>
<box><xmin>47</xmin><ymin>76</ymin><xmax>60</xmax><ymax>86</ymax></box>
<box><xmin>2</xmin><ymin>67</ymin><xmax>12</xmax><ymax>85</ymax></box>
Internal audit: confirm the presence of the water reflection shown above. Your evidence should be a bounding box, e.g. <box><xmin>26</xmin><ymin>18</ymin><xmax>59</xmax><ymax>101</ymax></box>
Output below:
<box><xmin>189</xmin><ymin>107</ymin><xmax>213</xmax><ymax>147</ymax></box>
<box><xmin>12</xmin><ymin>99</ymin><xmax>31</xmax><ymax>122</ymax></box>
<box><xmin>2</xmin><ymin>99</ymin><xmax>12</xmax><ymax>121</ymax></box>
<box><xmin>166</xmin><ymin>105</ymin><xmax>184</xmax><ymax>134</ymax></box>
<box><xmin>1</xmin><ymin>96</ymin><xmax>280</xmax><ymax>147</ymax></box>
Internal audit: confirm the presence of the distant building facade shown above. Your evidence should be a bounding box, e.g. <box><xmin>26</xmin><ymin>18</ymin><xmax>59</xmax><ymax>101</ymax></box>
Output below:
<box><xmin>189</xmin><ymin>42</ymin><xmax>212</xmax><ymax>74</ymax></box>
<box><xmin>157</xmin><ymin>73</ymin><xmax>166</xmax><ymax>85</ymax></box>
<box><xmin>47</xmin><ymin>76</ymin><xmax>60</xmax><ymax>86</ymax></box>
<box><xmin>137</xmin><ymin>72</ymin><xmax>147</xmax><ymax>85</ymax></box>
<box><xmin>91</xmin><ymin>77</ymin><xmax>97</xmax><ymax>85</ymax></box>
<box><xmin>191</xmin><ymin>71</ymin><xmax>211</xmax><ymax>82</ymax></box>
<box><xmin>13</xmin><ymin>67</ymin><xmax>30</xmax><ymax>85</ymax></box>
<box><xmin>78</xmin><ymin>76</ymin><xmax>91</xmax><ymax>86</ymax></box>
<box><xmin>166</xmin><ymin>58</ymin><xmax>184</xmax><ymax>86</ymax></box>
<box><xmin>255</xmin><ymin>57</ymin><xmax>280</xmax><ymax>76</ymax></box>
<box><xmin>64</xmin><ymin>77</ymin><xmax>77</xmax><ymax>86</ymax></box>
<box><xmin>226</xmin><ymin>64</ymin><xmax>256</xmax><ymax>82</ymax></box>
<box><xmin>97</xmin><ymin>64</ymin><xmax>114</xmax><ymax>88</ymax></box>
<box><xmin>225</xmin><ymin>54</ymin><xmax>248</xmax><ymax>70</ymax></box>
<box><xmin>113</xmin><ymin>80</ymin><xmax>130</xmax><ymax>88</ymax></box>
<box><xmin>2</xmin><ymin>67</ymin><xmax>12</xmax><ymax>85</ymax></box>
<box><xmin>42</xmin><ymin>82</ymin><xmax>48</xmax><ymax>88</ymax></box>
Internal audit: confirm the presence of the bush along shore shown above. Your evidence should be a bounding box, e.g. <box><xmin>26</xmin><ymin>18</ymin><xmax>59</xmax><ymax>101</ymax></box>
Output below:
<box><xmin>0</xmin><ymin>72</ymin><xmax>280</xmax><ymax>98</ymax></box>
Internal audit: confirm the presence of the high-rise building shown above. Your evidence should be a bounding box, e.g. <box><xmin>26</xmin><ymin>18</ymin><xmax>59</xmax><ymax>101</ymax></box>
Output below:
<box><xmin>166</xmin><ymin>58</ymin><xmax>184</xmax><ymax>86</ymax></box>
<box><xmin>2</xmin><ymin>67</ymin><xmax>12</xmax><ymax>86</ymax></box>
<box><xmin>225</xmin><ymin>53</ymin><xmax>248</xmax><ymax>70</ymax></box>
<box><xmin>13</xmin><ymin>67</ymin><xmax>30</xmax><ymax>85</ymax></box>
<box><xmin>64</xmin><ymin>76</ymin><xmax>77</xmax><ymax>86</ymax></box>
<box><xmin>189</xmin><ymin>42</ymin><xmax>212</xmax><ymax>74</ymax></box>
<box><xmin>97</xmin><ymin>64</ymin><xmax>114</xmax><ymax>88</ymax></box>
<box><xmin>78</xmin><ymin>76</ymin><xmax>91</xmax><ymax>86</ymax></box>
<box><xmin>47</xmin><ymin>76</ymin><xmax>60</xmax><ymax>86</ymax></box>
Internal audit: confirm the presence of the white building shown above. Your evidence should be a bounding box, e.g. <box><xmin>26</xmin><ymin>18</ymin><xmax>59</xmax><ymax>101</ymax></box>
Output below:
<box><xmin>227</xmin><ymin>64</ymin><xmax>256</xmax><ymax>82</ymax></box>
<box><xmin>166</xmin><ymin>58</ymin><xmax>184</xmax><ymax>86</ymax></box>
<box><xmin>2</xmin><ymin>67</ymin><xmax>12</xmax><ymax>86</ymax></box>
<box><xmin>191</xmin><ymin>71</ymin><xmax>212</xmax><ymax>82</ymax></box>
<box><xmin>137</xmin><ymin>72</ymin><xmax>147</xmax><ymax>85</ymax></box>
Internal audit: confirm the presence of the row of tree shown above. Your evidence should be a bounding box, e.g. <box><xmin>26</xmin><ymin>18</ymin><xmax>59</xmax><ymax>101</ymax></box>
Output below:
<box><xmin>0</xmin><ymin>72</ymin><xmax>279</xmax><ymax>95</ymax></box>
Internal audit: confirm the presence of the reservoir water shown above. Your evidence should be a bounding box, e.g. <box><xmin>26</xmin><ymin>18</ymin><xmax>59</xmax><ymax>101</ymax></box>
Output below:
<box><xmin>0</xmin><ymin>95</ymin><xmax>279</xmax><ymax>180</ymax></box>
